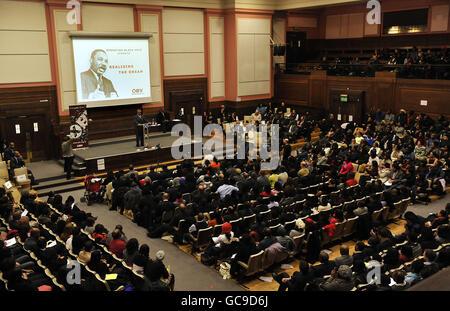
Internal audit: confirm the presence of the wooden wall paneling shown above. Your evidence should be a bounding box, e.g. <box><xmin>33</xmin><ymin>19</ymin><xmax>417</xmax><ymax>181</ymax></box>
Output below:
<box><xmin>374</xmin><ymin>72</ymin><xmax>397</xmax><ymax>113</ymax></box>
<box><xmin>0</xmin><ymin>86</ymin><xmax>59</xmax><ymax>160</ymax></box>
<box><xmin>163</xmin><ymin>77</ymin><xmax>208</xmax><ymax>127</ymax></box>
<box><xmin>309</xmin><ymin>71</ymin><xmax>327</xmax><ymax>112</ymax></box>
<box><xmin>329</xmin><ymin>89</ymin><xmax>365</xmax><ymax>123</ymax></box>
<box><xmin>163</xmin><ymin>77</ymin><xmax>208</xmax><ymax>110</ymax></box>
<box><xmin>275</xmin><ymin>72</ymin><xmax>450</xmax><ymax>120</ymax></box>
<box><xmin>84</xmin><ymin>140</ymin><xmax>203</xmax><ymax>174</ymax></box>
<box><xmin>325</xmin><ymin>76</ymin><xmax>374</xmax><ymax>115</ymax></box>
<box><xmin>275</xmin><ymin>75</ymin><xmax>309</xmax><ymax>104</ymax></box>
<box><xmin>84</xmin><ymin>104</ymin><xmax>154</xmax><ymax>141</ymax></box>
<box><xmin>395</xmin><ymin>79</ymin><xmax>450</xmax><ymax>118</ymax></box>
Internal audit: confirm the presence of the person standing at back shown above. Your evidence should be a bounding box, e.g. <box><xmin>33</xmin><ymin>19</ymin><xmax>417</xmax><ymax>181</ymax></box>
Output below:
<box><xmin>62</xmin><ymin>135</ymin><xmax>74</xmax><ymax>180</ymax></box>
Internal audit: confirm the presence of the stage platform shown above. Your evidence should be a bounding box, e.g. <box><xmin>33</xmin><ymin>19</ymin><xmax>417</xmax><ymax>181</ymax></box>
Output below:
<box><xmin>72</xmin><ymin>131</ymin><xmax>209</xmax><ymax>174</ymax></box>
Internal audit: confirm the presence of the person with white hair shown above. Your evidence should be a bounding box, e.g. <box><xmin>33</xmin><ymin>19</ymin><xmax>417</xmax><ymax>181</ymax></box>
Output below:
<box><xmin>147</xmin><ymin>250</ymin><xmax>175</xmax><ymax>290</ymax></box>
<box><xmin>320</xmin><ymin>265</ymin><xmax>354</xmax><ymax>291</ymax></box>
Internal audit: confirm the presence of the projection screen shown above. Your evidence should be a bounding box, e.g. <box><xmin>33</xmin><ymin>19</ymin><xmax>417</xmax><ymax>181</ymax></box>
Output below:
<box><xmin>71</xmin><ymin>33</ymin><xmax>152</xmax><ymax>108</ymax></box>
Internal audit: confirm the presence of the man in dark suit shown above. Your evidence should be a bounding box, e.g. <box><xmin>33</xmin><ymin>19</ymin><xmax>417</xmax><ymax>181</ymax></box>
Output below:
<box><xmin>216</xmin><ymin>104</ymin><xmax>228</xmax><ymax>124</ymax></box>
<box><xmin>80</xmin><ymin>49</ymin><xmax>118</xmax><ymax>100</ymax></box>
<box><xmin>420</xmin><ymin>249</ymin><xmax>440</xmax><ymax>279</ymax></box>
<box><xmin>333</xmin><ymin>245</ymin><xmax>354</xmax><ymax>267</ymax></box>
<box><xmin>312</xmin><ymin>250</ymin><xmax>335</xmax><ymax>278</ymax></box>
<box><xmin>273</xmin><ymin>260</ymin><xmax>314</xmax><ymax>291</ymax></box>
<box><xmin>4</xmin><ymin>142</ymin><xmax>15</xmax><ymax>161</ymax></box>
<box><xmin>147</xmin><ymin>192</ymin><xmax>172</xmax><ymax>233</ymax></box>
<box><xmin>281</xmin><ymin>139</ymin><xmax>291</xmax><ymax>166</ymax></box>
<box><xmin>157</xmin><ymin>109</ymin><xmax>171</xmax><ymax>133</ymax></box>
<box><xmin>9</xmin><ymin>151</ymin><xmax>37</xmax><ymax>185</ymax></box>
<box><xmin>134</xmin><ymin>109</ymin><xmax>147</xmax><ymax>147</ymax></box>
<box><xmin>9</xmin><ymin>151</ymin><xmax>25</xmax><ymax>171</ymax></box>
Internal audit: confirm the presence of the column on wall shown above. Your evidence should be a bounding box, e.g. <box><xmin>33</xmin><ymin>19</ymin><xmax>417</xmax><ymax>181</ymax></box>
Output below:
<box><xmin>236</xmin><ymin>15</ymin><xmax>272</xmax><ymax>98</ymax></box>
<box><xmin>207</xmin><ymin>14</ymin><xmax>226</xmax><ymax>101</ymax></box>
<box><xmin>272</xmin><ymin>16</ymin><xmax>286</xmax><ymax>65</ymax></box>
<box><xmin>138</xmin><ymin>9</ymin><xmax>163</xmax><ymax>106</ymax></box>
<box><xmin>52</xmin><ymin>8</ymin><xmax>77</xmax><ymax>115</ymax></box>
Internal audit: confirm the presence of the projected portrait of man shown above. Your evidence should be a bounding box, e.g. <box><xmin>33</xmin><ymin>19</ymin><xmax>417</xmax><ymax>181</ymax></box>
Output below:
<box><xmin>80</xmin><ymin>49</ymin><xmax>118</xmax><ymax>100</ymax></box>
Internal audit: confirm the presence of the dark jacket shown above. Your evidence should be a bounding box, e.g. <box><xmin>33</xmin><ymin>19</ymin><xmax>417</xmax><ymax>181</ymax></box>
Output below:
<box><xmin>134</xmin><ymin>114</ymin><xmax>148</xmax><ymax>131</ymax></box>
<box><xmin>334</xmin><ymin>255</ymin><xmax>353</xmax><ymax>267</ymax></box>
<box><xmin>286</xmin><ymin>271</ymin><xmax>314</xmax><ymax>291</ymax></box>
<box><xmin>234</xmin><ymin>242</ymin><xmax>259</xmax><ymax>264</ymax></box>
<box><xmin>81</xmin><ymin>69</ymin><xmax>117</xmax><ymax>99</ymax></box>
<box><xmin>420</xmin><ymin>262</ymin><xmax>440</xmax><ymax>279</ymax></box>
<box><xmin>321</xmin><ymin>276</ymin><xmax>354</xmax><ymax>291</ymax></box>
<box><xmin>145</xmin><ymin>259</ymin><xmax>169</xmax><ymax>282</ymax></box>
<box><xmin>312</xmin><ymin>261</ymin><xmax>335</xmax><ymax>278</ymax></box>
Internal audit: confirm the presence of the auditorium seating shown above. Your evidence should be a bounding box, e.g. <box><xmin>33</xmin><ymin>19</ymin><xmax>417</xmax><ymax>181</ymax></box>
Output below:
<box><xmin>3</xmin><ymin>198</ymin><xmax>146</xmax><ymax>291</ymax></box>
<box><xmin>13</xmin><ymin>167</ymin><xmax>31</xmax><ymax>191</ymax></box>
<box><xmin>238</xmin><ymin>250</ymin><xmax>264</xmax><ymax>279</ymax></box>
<box><xmin>189</xmin><ymin>227</ymin><xmax>213</xmax><ymax>254</ymax></box>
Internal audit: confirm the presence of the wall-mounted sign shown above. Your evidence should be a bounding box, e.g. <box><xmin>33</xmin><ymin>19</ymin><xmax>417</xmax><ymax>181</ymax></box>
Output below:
<box><xmin>15</xmin><ymin>124</ymin><xmax>20</xmax><ymax>134</ymax></box>
<box><xmin>97</xmin><ymin>158</ymin><xmax>105</xmax><ymax>171</ymax></box>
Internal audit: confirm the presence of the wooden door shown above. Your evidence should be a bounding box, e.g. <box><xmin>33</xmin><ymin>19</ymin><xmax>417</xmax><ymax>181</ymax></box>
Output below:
<box><xmin>5</xmin><ymin>116</ymin><xmax>28</xmax><ymax>160</ymax></box>
<box><xmin>26</xmin><ymin>115</ymin><xmax>49</xmax><ymax>161</ymax></box>
<box><xmin>5</xmin><ymin>115</ymin><xmax>49</xmax><ymax>161</ymax></box>
<box><xmin>170</xmin><ymin>90</ymin><xmax>204</xmax><ymax>129</ymax></box>
<box><xmin>329</xmin><ymin>90</ymin><xmax>364</xmax><ymax>124</ymax></box>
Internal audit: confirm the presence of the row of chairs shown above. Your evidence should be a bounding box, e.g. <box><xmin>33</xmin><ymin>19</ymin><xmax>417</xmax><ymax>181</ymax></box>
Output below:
<box><xmin>237</xmin><ymin>233</ymin><xmax>306</xmax><ymax>279</ymax></box>
<box><xmin>371</xmin><ymin>198</ymin><xmax>410</xmax><ymax>224</ymax></box>
<box><xmin>170</xmin><ymin>182</ymin><xmax>408</xmax><ymax>280</ymax></box>
<box><xmin>187</xmin><ymin>191</ymin><xmax>409</xmax><ymax>256</ymax></box>
<box><xmin>320</xmin><ymin>216</ymin><xmax>359</xmax><ymax>247</ymax></box>
<box><xmin>320</xmin><ymin>198</ymin><xmax>410</xmax><ymax>248</ymax></box>
<box><xmin>0</xmin><ymin>160</ymin><xmax>32</xmax><ymax>191</ymax></box>
<box><xmin>23</xmin><ymin>201</ymin><xmax>143</xmax><ymax>291</ymax></box>
<box><xmin>352</xmin><ymin>243</ymin><xmax>450</xmax><ymax>291</ymax></box>
<box><xmin>182</xmin><ymin>191</ymin><xmax>372</xmax><ymax>253</ymax></box>
<box><xmin>46</xmin><ymin>203</ymin><xmax>146</xmax><ymax>290</ymax></box>
<box><xmin>0</xmin><ymin>215</ymin><xmax>64</xmax><ymax>291</ymax></box>
<box><xmin>13</xmin><ymin>204</ymin><xmax>110</xmax><ymax>291</ymax></box>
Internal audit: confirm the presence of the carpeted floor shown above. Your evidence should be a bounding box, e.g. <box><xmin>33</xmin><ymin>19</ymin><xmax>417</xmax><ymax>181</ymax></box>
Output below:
<box><xmin>28</xmin><ymin>160</ymin><xmax>64</xmax><ymax>179</ymax></box>
<box><xmin>407</xmin><ymin>198</ymin><xmax>449</xmax><ymax>218</ymax></box>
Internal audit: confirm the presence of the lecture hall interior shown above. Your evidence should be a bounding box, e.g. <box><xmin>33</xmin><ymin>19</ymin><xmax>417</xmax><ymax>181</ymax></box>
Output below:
<box><xmin>0</xmin><ymin>0</ymin><xmax>449</xmax><ymax>294</ymax></box>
